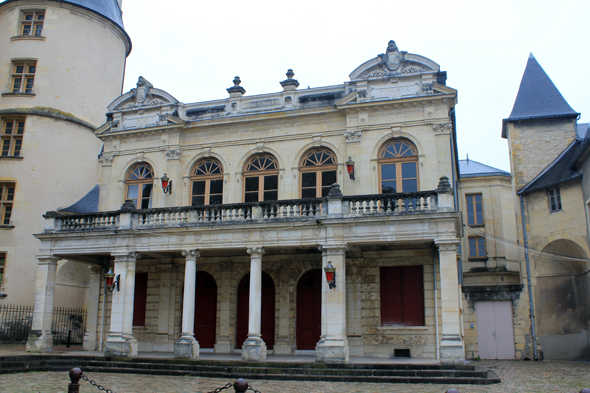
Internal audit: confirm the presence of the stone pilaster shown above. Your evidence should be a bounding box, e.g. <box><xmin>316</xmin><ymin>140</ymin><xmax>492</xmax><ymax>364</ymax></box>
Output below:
<box><xmin>105</xmin><ymin>251</ymin><xmax>138</xmax><ymax>357</ymax></box>
<box><xmin>316</xmin><ymin>244</ymin><xmax>349</xmax><ymax>364</ymax></box>
<box><xmin>214</xmin><ymin>261</ymin><xmax>233</xmax><ymax>353</ymax></box>
<box><xmin>83</xmin><ymin>265</ymin><xmax>102</xmax><ymax>351</ymax></box>
<box><xmin>242</xmin><ymin>247</ymin><xmax>267</xmax><ymax>362</ymax></box>
<box><xmin>175</xmin><ymin>249</ymin><xmax>200</xmax><ymax>359</ymax></box>
<box><xmin>155</xmin><ymin>262</ymin><xmax>175</xmax><ymax>352</ymax></box>
<box><xmin>273</xmin><ymin>262</ymin><xmax>293</xmax><ymax>354</ymax></box>
<box><xmin>26</xmin><ymin>256</ymin><xmax>59</xmax><ymax>353</ymax></box>
<box><xmin>436</xmin><ymin>240</ymin><xmax>465</xmax><ymax>363</ymax></box>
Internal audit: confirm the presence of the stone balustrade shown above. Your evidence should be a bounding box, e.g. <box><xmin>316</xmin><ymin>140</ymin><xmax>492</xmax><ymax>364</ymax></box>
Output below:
<box><xmin>42</xmin><ymin>187</ymin><xmax>447</xmax><ymax>233</ymax></box>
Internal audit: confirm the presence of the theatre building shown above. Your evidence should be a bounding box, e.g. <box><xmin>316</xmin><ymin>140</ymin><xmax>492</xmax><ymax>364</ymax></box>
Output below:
<box><xmin>27</xmin><ymin>41</ymin><xmax>465</xmax><ymax>363</ymax></box>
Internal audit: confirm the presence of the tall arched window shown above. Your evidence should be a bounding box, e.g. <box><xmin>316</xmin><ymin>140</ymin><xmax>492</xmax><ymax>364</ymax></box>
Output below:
<box><xmin>300</xmin><ymin>148</ymin><xmax>337</xmax><ymax>198</ymax></box>
<box><xmin>126</xmin><ymin>163</ymin><xmax>154</xmax><ymax>209</ymax></box>
<box><xmin>191</xmin><ymin>158</ymin><xmax>223</xmax><ymax>206</ymax></box>
<box><xmin>243</xmin><ymin>154</ymin><xmax>279</xmax><ymax>202</ymax></box>
<box><xmin>378</xmin><ymin>139</ymin><xmax>419</xmax><ymax>193</ymax></box>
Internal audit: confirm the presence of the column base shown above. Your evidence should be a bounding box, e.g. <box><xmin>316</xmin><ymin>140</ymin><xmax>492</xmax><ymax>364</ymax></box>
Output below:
<box><xmin>82</xmin><ymin>332</ymin><xmax>97</xmax><ymax>351</ymax></box>
<box><xmin>440</xmin><ymin>334</ymin><xmax>465</xmax><ymax>363</ymax></box>
<box><xmin>214</xmin><ymin>340</ymin><xmax>231</xmax><ymax>354</ymax></box>
<box><xmin>315</xmin><ymin>338</ymin><xmax>349</xmax><ymax>364</ymax></box>
<box><xmin>26</xmin><ymin>330</ymin><xmax>53</xmax><ymax>353</ymax></box>
<box><xmin>273</xmin><ymin>341</ymin><xmax>294</xmax><ymax>355</ymax></box>
<box><xmin>174</xmin><ymin>334</ymin><xmax>200</xmax><ymax>359</ymax></box>
<box><xmin>241</xmin><ymin>335</ymin><xmax>267</xmax><ymax>362</ymax></box>
<box><xmin>104</xmin><ymin>334</ymin><xmax>138</xmax><ymax>357</ymax></box>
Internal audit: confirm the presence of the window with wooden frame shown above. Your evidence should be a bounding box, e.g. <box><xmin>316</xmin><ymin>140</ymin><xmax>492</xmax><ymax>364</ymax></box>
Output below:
<box><xmin>378</xmin><ymin>139</ymin><xmax>419</xmax><ymax>193</ymax></box>
<box><xmin>300</xmin><ymin>148</ymin><xmax>337</xmax><ymax>198</ymax></box>
<box><xmin>1</xmin><ymin>118</ymin><xmax>25</xmax><ymax>157</ymax></box>
<box><xmin>10</xmin><ymin>60</ymin><xmax>36</xmax><ymax>94</ymax></box>
<box><xmin>380</xmin><ymin>266</ymin><xmax>424</xmax><ymax>326</ymax></box>
<box><xmin>243</xmin><ymin>154</ymin><xmax>279</xmax><ymax>202</ymax></box>
<box><xmin>125</xmin><ymin>163</ymin><xmax>153</xmax><ymax>209</ymax></box>
<box><xmin>468</xmin><ymin>237</ymin><xmax>486</xmax><ymax>259</ymax></box>
<box><xmin>0</xmin><ymin>253</ymin><xmax>5</xmax><ymax>288</ymax></box>
<box><xmin>1</xmin><ymin>183</ymin><xmax>15</xmax><ymax>226</ymax></box>
<box><xmin>465</xmin><ymin>193</ymin><xmax>484</xmax><ymax>226</ymax></box>
<box><xmin>191</xmin><ymin>158</ymin><xmax>223</xmax><ymax>206</ymax></box>
<box><xmin>20</xmin><ymin>10</ymin><xmax>44</xmax><ymax>36</ymax></box>
<box><xmin>548</xmin><ymin>187</ymin><xmax>562</xmax><ymax>212</ymax></box>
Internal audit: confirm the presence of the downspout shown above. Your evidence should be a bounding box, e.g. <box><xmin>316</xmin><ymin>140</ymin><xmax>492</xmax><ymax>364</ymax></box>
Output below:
<box><xmin>99</xmin><ymin>263</ymin><xmax>107</xmax><ymax>352</ymax></box>
<box><xmin>520</xmin><ymin>194</ymin><xmax>538</xmax><ymax>360</ymax></box>
<box><xmin>432</xmin><ymin>244</ymin><xmax>440</xmax><ymax>360</ymax></box>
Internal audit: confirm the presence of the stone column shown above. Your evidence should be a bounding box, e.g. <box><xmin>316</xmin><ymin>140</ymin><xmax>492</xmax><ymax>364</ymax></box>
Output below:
<box><xmin>105</xmin><ymin>251</ymin><xmax>138</xmax><ymax>357</ymax></box>
<box><xmin>435</xmin><ymin>240</ymin><xmax>465</xmax><ymax>363</ymax></box>
<box><xmin>214</xmin><ymin>261</ymin><xmax>233</xmax><ymax>353</ymax></box>
<box><xmin>26</xmin><ymin>255</ymin><xmax>59</xmax><ymax>353</ymax></box>
<box><xmin>175</xmin><ymin>249</ymin><xmax>200</xmax><ymax>359</ymax></box>
<box><xmin>316</xmin><ymin>244</ymin><xmax>349</xmax><ymax>364</ymax></box>
<box><xmin>83</xmin><ymin>265</ymin><xmax>102</xmax><ymax>351</ymax></box>
<box><xmin>242</xmin><ymin>247</ymin><xmax>266</xmax><ymax>362</ymax></box>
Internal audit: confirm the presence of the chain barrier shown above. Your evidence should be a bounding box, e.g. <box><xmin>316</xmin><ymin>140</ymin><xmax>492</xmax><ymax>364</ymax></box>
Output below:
<box><xmin>247</xmin><ymin>385</ymin><xmax>262</xmax><ymax>393</ymax></box>
<box><xmin>206</xmin><ymin>382</ymin><xmax>233</xmax><ymax>393</ymax></box>
<box><xmin>81</xmin><ymin>374</ymin><xmax>118</xmax><ymax>393</ymax></box>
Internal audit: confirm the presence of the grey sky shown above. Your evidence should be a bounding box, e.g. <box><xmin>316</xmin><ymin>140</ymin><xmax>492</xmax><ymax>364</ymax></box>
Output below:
<box><xmin>120</xmin><ymin>0</ymin><xmax>589</xmax><ymax>172</ymax></box>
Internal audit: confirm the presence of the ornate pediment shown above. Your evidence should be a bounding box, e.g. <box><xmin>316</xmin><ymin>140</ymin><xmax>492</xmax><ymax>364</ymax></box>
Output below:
<box><xmin>107</xmin><ymin>76</ymin><xmax>180</xmax><ymax>112</ymax></box>
<box><xmin>349</xmin><ymin>40</ymin><xmax>440</xmax><ymax>81</ymax></box>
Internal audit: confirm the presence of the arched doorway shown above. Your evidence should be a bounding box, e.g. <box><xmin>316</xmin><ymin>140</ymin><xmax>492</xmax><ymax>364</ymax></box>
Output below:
<box><xmin>534</xmin><ymin>239</ymin><xmax>590</xmax><ymax>360</ymax></box>
<box><xmin>194</xmin><ymin>271</ymin><xmax>217</xmax><ymax>348</ymax></box>
<box><xmin>296</xmin><ymin>269</ymin><xmax>322</xmax><ymax>350</ymax></box>
<box><xmin>236</xmin><ymin>272</ymin><xmax>275</xmax><ymax>349</ymax></box>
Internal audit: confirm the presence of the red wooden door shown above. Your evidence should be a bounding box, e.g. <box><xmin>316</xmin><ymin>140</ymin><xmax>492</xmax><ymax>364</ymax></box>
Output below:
<box><xmin>296</xmin><ymin>269</ymin><xmax>321</xmax><ymax>350</ymax></box>
<box><xmin>133</xmin><ymin>273</ymin><xmax>148</xmax><ymax>327</ymax></box>
<box><xmin>236</xmin><ymin>272</ymin><xmax>275</xmax><ymax>349</ymax></box>
<box><xmin>194</xmin><ymin>271</ymin><xmax>217</xmax><ymax>348</ymax></box>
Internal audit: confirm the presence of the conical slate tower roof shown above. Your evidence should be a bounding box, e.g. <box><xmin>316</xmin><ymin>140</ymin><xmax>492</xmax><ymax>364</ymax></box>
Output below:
<box><xmin>507</xmin><ymin>54</ymin><xmax>578</xmax><ymax>121</ymax></box>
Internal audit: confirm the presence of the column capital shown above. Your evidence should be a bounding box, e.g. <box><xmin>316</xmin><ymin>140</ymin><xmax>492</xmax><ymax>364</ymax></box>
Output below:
<box><xmin>89</xmin><ymin>265</ymin><xmax>102</xmax><ymax>274</ymax></box>
<box><xmin>112</xmin><ymin>251</ymin><xmax>139</xmax><ymax>262</ymax></box>
<box><xmin>435</xmin><ymin>239</ymin><xmax>459</xmax><ymax>252</ymax></box>
<box><xmin>319</xmin><ymin>244</ymin><xmax>349</xmax><ymax>255</ymax></box>
<box><xmin>181</xmin><ymin>249</ymin><xmax>201</xmax><ymax>261</ymax></box>
<box><xmin>35</xmin><ymin>255</ymin><xmax>59</xmax><ymax>265</ymax></box>
<box><xmin>247</xmin><ymin>247</ymin><xmax>265</xmax><ymax>258</ymax></box>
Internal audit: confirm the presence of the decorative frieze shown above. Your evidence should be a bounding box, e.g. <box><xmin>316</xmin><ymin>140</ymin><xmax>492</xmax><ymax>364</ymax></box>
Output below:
<box><xmin>166</xmin><ymin>148</ymin><xmax>182</xmax><ymax>160</ymax></box>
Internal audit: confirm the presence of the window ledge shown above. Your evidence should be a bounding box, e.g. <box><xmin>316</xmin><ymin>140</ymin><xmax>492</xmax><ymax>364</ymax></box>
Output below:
<box><xmin>468</xmin><ymin>257</ymin><xmax>487</xmax><ymax>261</ymax></box>
<box><xmin>378</xmin><ymin>326</ymin><xmax>428</xmax><ymax>332</ymax></box>
<box><xmin>11</xmin><ymin>35</ymin><xmax>45</xmax><ymax>41</ymax></box>
<box><xmin>0</xmin><ymin>225</ymin><xmax>15</xmax><ymax>229</ymax></box>
<box><xmin>468</xmin><ymin>224</ymin><xmax>485</xmax><ymax>228</ymax></box>
<box><xmin>0</xmin><ymin>294</ymin><xmax>7</xmax><ymax>298</ymax></box>
<box><xmin>1</xmin><ymin>92</ymin><xmax>36</xmax><ymax>97</ymax></box>
<box><xmin>0</xmin><ymin>156</ymin><xmax>24</xmax><ymax>160</ymax></box>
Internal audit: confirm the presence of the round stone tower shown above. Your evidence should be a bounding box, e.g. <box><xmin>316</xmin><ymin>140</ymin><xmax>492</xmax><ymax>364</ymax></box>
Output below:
<box><xmin>0</xmin><ymin>0</ymin><xmax>131</xmax><ymax>307</ymax></box>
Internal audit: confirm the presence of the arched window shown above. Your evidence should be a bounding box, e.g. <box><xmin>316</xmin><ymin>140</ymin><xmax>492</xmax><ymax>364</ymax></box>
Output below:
<box><xmin>243</xmin><ymin>154</ymin><xmax>279</xmax><ymax>202</ymax></box>
<box><xmin>191</xmin><ymin>158</ymin><xmax>223</xmax><ymax>206</ymax></box>
<box><xmin>378</xmin><ymin>139</ymin><xmax>419</xmax><ymax>193</ymax></box>
<box><xmin>126</xmin><ymin>163</ymin><xmax>154</xmax><ymax>209</ymax></box>
<box><xmin>300</xmin><ymin>148</ymin><xmax>337</xmax><ymax>198</ymax></box>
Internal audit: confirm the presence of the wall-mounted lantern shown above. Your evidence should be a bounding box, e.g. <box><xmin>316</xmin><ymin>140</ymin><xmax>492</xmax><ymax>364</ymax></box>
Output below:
<box><xmin>161</xmin><ymin>173</ymin><xmax>172</xmax><ymax>194</ymax></box>
<box><xmin>324</xmin><ymin>262</ymin><xmax>336</xmax><ymax>289</ymax></box>
<box><xmin>346</xmin><ymin>157</ymin><xmax>355</xmax><ymax>180</ymax></box>
<box><xmin>105</xmin><ymin>269</ymin><xmax>120</xmax><ymax>292</ymax></box>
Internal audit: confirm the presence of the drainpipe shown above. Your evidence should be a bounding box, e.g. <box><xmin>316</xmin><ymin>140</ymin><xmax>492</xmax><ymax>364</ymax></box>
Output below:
<box><xmin>520</xmin><ymin>194</ymin><xmax>538</xmax><ymax>360</ymax></box>
<box><xmin>99</xmin><ymin>263</ymin><xmax>108</xmax><ymax>352</ymax></box>
<box><xmin>432</xmin><ymin>244</ymin><xmax>440</xmax><ymax>360</ymax></box>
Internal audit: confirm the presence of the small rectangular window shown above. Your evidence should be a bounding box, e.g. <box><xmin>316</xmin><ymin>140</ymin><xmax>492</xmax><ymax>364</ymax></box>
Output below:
<box><xmin>20</xmin><ymin>10</ymin><xmax>44</xmax><ymax>36</ymax></box>
<box><xmin>548</xmin><ymin>187</ymin><xmax>562</xmax><ymax>212</ymax></box>
<box><xmin>0</xmin><ymin>253</ymin><xmax>5</xmax><ymax>288</ymax></box>
<box><xmin>468</xmin><ymin>237</ymin><xmax>486</xmax><ymax>258</ymax></box>
<box><xmin>380</xmin><ymin>266</ymin><xmax>424</xmax><ymax>326</ymax></box>
<box><xmin>1</xmin><ymin>118</ymin><xmax>25</xmax><ymax>157</ymax></box>
<box><xmin>466</xmin><ymin>194</ymin><xmax>484</xmax><ymax>226</ymax></box>
<box><xmin>1</xmin><ymin>183</ymin><xmax>15</xmax><ymax>226</ymax></box>
<box><xmin>9</xmin><ymin>60</ymin><xmax>36</xmax><ymax>94</ymax></box>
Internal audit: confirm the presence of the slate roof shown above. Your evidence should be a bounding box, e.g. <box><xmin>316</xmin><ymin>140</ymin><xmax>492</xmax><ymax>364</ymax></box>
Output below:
<box><xmin>59</xmin><ymin>185</ymin><xmax>99</xmax><ymax>213</ymax></box>
<box><xmin>459</xmin><ymin>159</ymin><xmax>511</xmax><ymax>178</ymax></box>
<box><xmin>518</xmin><ymin>126</ymin><xmax>590</xmax><ymax>195</ymax></box>
<box><xmin>502</xmin><ymin>54</ymin><xmax>579</xmax><ymax>138</ymax></box>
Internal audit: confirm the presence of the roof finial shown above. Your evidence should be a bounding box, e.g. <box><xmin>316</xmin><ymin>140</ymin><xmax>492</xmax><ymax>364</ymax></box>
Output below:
<box><xmin>466</xmin><ymin>153</ymin><xmax>469</xmax><ymax>163</ymax></box>
<box><xmin>529</xmin><ymin>52</ymin><xmax>535</xmax><ymax>59</ymax></box>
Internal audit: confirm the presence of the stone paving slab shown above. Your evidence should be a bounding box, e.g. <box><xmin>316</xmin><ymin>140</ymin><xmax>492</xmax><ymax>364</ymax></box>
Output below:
<box><xmin>0</xmin><ymin>360</ymin><xmax>589</xmax><ymax>393</ymax></box>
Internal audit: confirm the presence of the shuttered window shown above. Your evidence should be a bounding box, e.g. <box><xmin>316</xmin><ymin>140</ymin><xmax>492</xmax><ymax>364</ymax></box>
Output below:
<box><xmin>380</xmin><ymin>266</ymin><xmax>424</xmax><ymax>326</ymax></box>
<box><xmin>133</xmin><ymin>273</ymin><xmax>148</xmax><ymax>327</ymax></box>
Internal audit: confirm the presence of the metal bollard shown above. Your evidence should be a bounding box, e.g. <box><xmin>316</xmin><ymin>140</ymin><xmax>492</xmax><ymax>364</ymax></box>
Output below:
<box><xmin>66</xmin><ymin>330</ymin><xmax>72</xmax><ymax>348</ymax></box>
<box><xmin>445</xmin><ymin>390</ymin><xmax>460</xmax><ymax>393</ymax></box>
<box><xmin>68</xmin><ymin>368</ymin><xmax>83</xmax><ymax>393</ymax></box>
<box><xmin>579</xmin><ymin>389</ymin><xmax>590</xmax><ymax>393</ymax></box>
<box><xmin>234</xmin><ymin>378</ymin><xmax>248</xmax><ymax>392</ymax></box>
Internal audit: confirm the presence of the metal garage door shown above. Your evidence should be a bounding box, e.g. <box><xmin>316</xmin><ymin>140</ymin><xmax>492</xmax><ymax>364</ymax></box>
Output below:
<box><xmin>476</xmin><ymin>300</ymin><xmax>515</xmax><ymax>359</ymax></box>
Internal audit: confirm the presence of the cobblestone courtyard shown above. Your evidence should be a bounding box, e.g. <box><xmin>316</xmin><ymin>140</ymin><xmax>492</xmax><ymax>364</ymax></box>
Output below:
<box><xmin>1</xmin><ymin>360</ymin><xmax>589</xmax><ymax>393</ymax></box>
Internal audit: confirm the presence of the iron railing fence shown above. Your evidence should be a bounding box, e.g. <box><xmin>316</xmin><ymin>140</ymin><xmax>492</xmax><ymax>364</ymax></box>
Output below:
<box><xmin>0</xmin><ymin>304</ymin><xmax>87</xmax><ymax>344</ymax></box>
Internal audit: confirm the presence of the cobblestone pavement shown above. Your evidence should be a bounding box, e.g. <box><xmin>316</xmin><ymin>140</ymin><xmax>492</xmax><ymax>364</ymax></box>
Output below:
<box><xmin>0</xmin><ymin>360</ymin><xmax>588</xmax><ymax>393</ymax></box>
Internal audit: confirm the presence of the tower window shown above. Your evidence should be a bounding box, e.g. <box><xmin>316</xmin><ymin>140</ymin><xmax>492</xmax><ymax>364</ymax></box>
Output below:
<box><xmin>1</xmin><ymin>118</ymin><xmax>25</xmax><ymax>157</ymax></box>
<box><xmin>0</xmin><ymin>253</ymin><xmax>5</xmax><ymax>288</ymax></box>
<box><xmin>10</xmin><ymin>61</ymin><xmax>36</xmax><ymax>94</ymax></box>
<box><xmin>20</xmin><ymin>10</ymin><xmax>44</xmax><ymax>36</ymax></box>
<box><xmin>0</xmin><ymin>183</ymin><xmax>15</xmax><ymax>226</ymax></box>
<box><xmin>465</xmin><ymin>194</ymin><xmax>484</xmax><ymax>225</ymax></box>
<box><xmin>548</xmin><ymin>187</ymin><xmax>562</xmax><ymax>212</ymax></box>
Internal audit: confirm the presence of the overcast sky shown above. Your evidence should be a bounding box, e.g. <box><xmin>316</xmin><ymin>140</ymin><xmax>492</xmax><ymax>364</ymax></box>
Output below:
<box><xmin>120</xmin><ymin>0</ymin><xmax>589</xmax><ymax>172</ymax></box>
